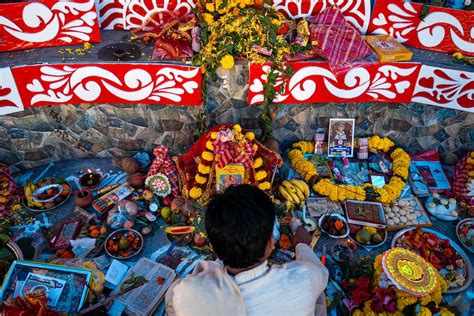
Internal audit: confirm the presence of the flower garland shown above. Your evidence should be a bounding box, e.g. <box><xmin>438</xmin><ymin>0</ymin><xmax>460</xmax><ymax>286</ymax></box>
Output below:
<box><xmin>189</xmin><ymin>125</ymin><xmax>270</xmax><ymax>200</ymax></box>
<box><xmin>288</xmin><ymin>136</ymin><xmax>410</xmax><ymax>204</ymax></box>
<box><xmin>351</xmin><ymin>254</ymin><xmax>453</xmax><ymax>316</ymax></box>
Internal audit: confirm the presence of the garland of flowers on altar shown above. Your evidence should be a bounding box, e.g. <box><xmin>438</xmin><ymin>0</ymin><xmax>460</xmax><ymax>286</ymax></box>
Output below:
<box><xmin>350</xmin><ymin>254</ymin><xmax>453</xmax><ymax>316</ymax></box>
<box><xmin>189</xmin><ymin>124</ymin><xmax>270</xmax><ymax>200</ymax></box>
<box><xmin>288</xmin><ymin>136</ymin><xmax>411</xmax><ymax>204</ymax></box>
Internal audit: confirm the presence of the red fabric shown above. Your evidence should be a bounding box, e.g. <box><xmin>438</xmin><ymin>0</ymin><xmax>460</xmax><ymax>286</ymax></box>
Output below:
<box><xmin>453</xmin><ymin>151</ymin><xmax>473</xmax><ymax>201</ymax></box>
<box><xmin>309</xmin><ymin>6</ymin><xmax>373</xmax><ymax>75</ymax></box>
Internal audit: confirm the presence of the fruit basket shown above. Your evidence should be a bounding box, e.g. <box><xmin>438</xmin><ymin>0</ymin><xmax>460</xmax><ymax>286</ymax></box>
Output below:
<box><xmin>22</xmin><ymin>178</ymin><xmax>72</xmax><ymax>212</ymax></box>
<box><xmin>105</xmin><ymin>229</ymin><xmax>143</xmax><ymax>260</ymax></box>
<box><xmin>392</xmin><ymin>227</ymin><xmax>472</xmax><ymax>293</ymax></box>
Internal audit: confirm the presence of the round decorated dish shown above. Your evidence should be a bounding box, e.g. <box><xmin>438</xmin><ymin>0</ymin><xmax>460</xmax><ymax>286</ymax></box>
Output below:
<box><xmin>456</xmin><ymin>218</ymin><xmax>474</xmax><ymax>253</ymax></box>
<box><xmin>382</xmin><ymin>248</ymin><xmax>439</xmax><ymax>296</ymax></box>
<box><xmin>105</xmin><ymin>229</ymin><xmax>143</xmax><ymax>260</ymax></box>
<box><xmin>22</xmin><ymin>179</ymin><xmax>72</xmax><ymax>212</ymax></box>
<box><xmin>392</xmin><ymin>227</ymin><xmax>472</xmax><ymax>293</ymax></box>
<box><xmin>318</xmin><ymin>213</ymin><xmax>349</xmax><ymax>238</ymax></box>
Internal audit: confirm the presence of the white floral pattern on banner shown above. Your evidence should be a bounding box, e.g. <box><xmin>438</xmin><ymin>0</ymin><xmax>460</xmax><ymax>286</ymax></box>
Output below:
<box><xmin>369</xmin><ymin>1</ymin><xmax>474</xmax><ymax>55</ymax></box>
<box><xmin>272</xmin><ymin>0</ymin><xmax>371</xmax><ymax>33</ymax></box>
<box><xmin>124</xmin><ymin>0</ymin><xmax>195</xmax><ymax>30</ymax></box>
<box><xmin>249</xmin><ymin>63</ymin><xmax>420</xmax><ymax>105</ymax></box>
<box><xmin>0</xmin><ymin>67</ymin><xmax>24</xmax><ymax>116</ymax></box>
<box><xmin>0</xmin><ymin>0</ymin><xmax>100</xmax><ymax>52</ymax></box>
<box><xmin>13</xmin><ymin>64</ymin><xmax>202</xmax><ymax>107</ymax></box>
<box><xmin>412</xmin><ymin>65</ymin><xmax>474</xmax><ymax>113</ymax></box>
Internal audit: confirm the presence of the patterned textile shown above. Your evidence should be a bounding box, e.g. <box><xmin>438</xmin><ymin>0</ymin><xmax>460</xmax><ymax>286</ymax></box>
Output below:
<box><xmin>147</xmin><ymin>145</ymin><xmax>179</xmax><ymax>197</ymax></box>
<box><xmin>453</xmin><ymin>151</ymin><xmax>474</xmax><ymax>201</ymax></box>
<box><xmin>309</xmin><ymin>6</ymin><xmax>373</xmax><ymax>75</ymax></box>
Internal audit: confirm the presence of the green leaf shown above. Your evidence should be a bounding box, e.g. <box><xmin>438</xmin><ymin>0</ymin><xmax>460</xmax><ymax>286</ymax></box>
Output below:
<box><xmin>419</xmin><ymin>4</ymin><xmax>430</xmax><ymax>21</ymax></box>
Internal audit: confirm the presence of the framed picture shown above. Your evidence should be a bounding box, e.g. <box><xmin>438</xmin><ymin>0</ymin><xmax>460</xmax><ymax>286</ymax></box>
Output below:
<box><xmin>51</xmin><ymin>219</ymin><xmax>82</xmax><ymax>250</ymax></box>
<box><xmin>0</xmin><ymin>260</ymin><xmax>92</xmax><ymax>313</ymax></box>
<box><xmin>327</xmin><ymin>118</ymin><xmax>355</xmax><ymax>158</ymax></box>
<box><xmin>216</xmin><ymin>164</ymin><xmax>244</xmax><ymax>192</ymax></box>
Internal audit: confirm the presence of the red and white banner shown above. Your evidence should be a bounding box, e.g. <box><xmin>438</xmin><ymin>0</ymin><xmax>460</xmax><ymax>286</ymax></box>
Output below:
<box><xmin>0</xmin><ymin>67</ymin><xmax>24</xmax><ymax>115</ymax></box>
<box><xmin>368</xmin><ymin>0</ymin><xmax>474</xmax><ymax>56</ymax></box>
<box><xmin>12</xmin><ymin>63</ymin><xmax>202</xmax><ymax>107</ymax></box>
<box><xmin>248</xmin><ymin>62</ymin><xmax>421</xmax><ymax>105</ymax></box>
<box><xmin>272</xmin><ymin>0</ymin><xmax>371</xmax><ymax>33</ymax></box>
<box><xmin>0</xmin><ymin>0</ymin><xmax>101</xmax><ymax>52</ymax></box>
<box><xmin>412</xmin><ymin>65</ymin><xmax>474</xmax><ymax>113</ymax></box>
<box><xmin>124</xmin><ymin>0</ymin><xmax>195</xmax><ymax>29</ymax></box>
<box><xmin>98</xmin><ymin>0</ymin><xmax>126</xmax><ymax>30</ymax></box>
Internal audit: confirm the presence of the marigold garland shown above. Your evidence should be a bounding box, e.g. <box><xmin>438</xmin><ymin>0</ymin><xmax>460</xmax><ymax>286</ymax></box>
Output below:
<box><xmin>288</xmin><ymin>136</ymin><xmax>410</xmax><ymax>204</ymax></box>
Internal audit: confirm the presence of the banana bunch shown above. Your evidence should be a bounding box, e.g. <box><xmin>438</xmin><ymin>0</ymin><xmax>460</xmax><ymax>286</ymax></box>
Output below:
<box><xmin>24</xmin><ymin>181</ymin><xmax>44</xmax><ymax>209</ymax></box>
<box><xmin>278</xmin><ymin>180</ymin><xmax>310</xmax><ymax>208</ymax></box>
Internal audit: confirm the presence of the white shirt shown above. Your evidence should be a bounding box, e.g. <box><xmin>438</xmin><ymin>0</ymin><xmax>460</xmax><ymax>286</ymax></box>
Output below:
<box><xmin>165</xmin><ymin>243</ymin><xmax>329</xmax><ymax>316</ymax></box>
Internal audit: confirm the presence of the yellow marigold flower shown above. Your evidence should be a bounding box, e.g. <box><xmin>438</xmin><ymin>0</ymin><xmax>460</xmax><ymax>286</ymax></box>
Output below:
<box><xmin>255</xmin><ymin>170</ymin><xmax>267</xmax><ymax>181</ymax></box>
<box><xmin>245</xmin><ymin>132</ymin><xmax>255</xmax><ymax>141</ymax></box>
<box><xmin>203</xmin><ymin>13</ymin><xmax>214</xmax><ymax>26</ymax></box>
<box><xmin>195</xmin><ymin>174</ymin><xmax>207</xmax><ymax>184</ymax></box>
<box><xmin>202</xmin><ymin>151</ymin><xmax>214</xmax><ymax>161</ymax></box>
<box><xmin>205</xmin><ymin>3</ymin><xmax>215</xmax><ymax>12</ymax></box>
<box><xmin>211</xmin><ymin>132</ymin><xmax>218</xmax><ymax>139</ymax></box>
<box><xmin>258</xmin><ymin>181</ymin><xmax>271</xmax><ymax>190</ymax></box>
<box><xmin>198</xmin><ymin>164</ymin><xmax>211</xmax><ymax>174</ymax></box>
<box><xmin>190</xmin><ymin>187</ymin><xmax>202</xmax><ymax>199</ymax></box>
<box><xmin>83</xmin><ymin>42</ymin><xmax>91</xmax><ymax>50</ymax></box>
<box><xmin>220</xmin><ymin>54</ymin><xmax>235</xmax><ymax>69</ymax></box>
<box><xmin>206</xmin><ymin>140</ymin><xmax>214</xmax><ymax>151</ymax></box>
<box><xmin>233</xmin><ymin>124</ymin><xmax>242</xmax><ymax>133</ymax></box>
<box><xmin>253</xmin><ymin>144</ymin><xmax>258</xmax><ymax>151</ymax></box>
<box><xmin>253</xmin><ymin>157</ymin><xmax>263</xmax><ymax>169</ymax></box>
<box><xmin>452</xmin><ymin>52</ymin><xmax>463</xmax><ymax>59</ymax></box>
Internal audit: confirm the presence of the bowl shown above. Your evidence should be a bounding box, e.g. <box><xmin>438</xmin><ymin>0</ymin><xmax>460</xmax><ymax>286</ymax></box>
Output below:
<box><xmin>456</xmin><ymin>218</ymin><xmax>474</xmax><ymax>253</ymax></box>
<box><xmin>79</xmin><ymin>172</ymin><xmax>102</xmax><ymax>189</ymax></box>
<box><xmin>349</xmin><ymin>225</ymin><xmax>387</xmax><ymax>249</ymax></box>
<box><xmin>318</xmin><ymin>213</ymin><xmax>349</xmax><ymax>238</ymax></box>
<box><xmin>105</xmin><ymin>229</ymin><xmax>143</xmax><ymax>260</ymax></box>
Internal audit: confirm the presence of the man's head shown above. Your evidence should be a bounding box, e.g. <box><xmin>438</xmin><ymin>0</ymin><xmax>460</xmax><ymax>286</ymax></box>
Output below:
<box><xmin>205</xmin><ymin>184</ymin><xmax>275</xmax><ymax>269</ymax></box>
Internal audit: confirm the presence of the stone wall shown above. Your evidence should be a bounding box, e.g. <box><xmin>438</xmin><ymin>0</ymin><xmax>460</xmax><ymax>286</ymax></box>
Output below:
<box><xmin>1</xmin><ymin>65</ymin><xmax>473</xmax><ymax>172</ymax></box>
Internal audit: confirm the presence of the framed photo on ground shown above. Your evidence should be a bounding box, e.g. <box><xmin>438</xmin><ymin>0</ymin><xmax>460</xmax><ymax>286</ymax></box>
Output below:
<box><xmin>328</xmin><ymin>118</ymin><xmax>355</xmax><ymax>158</ymax></box>
<box><xmin>0</xmin><ymin>260</ymin><xmax>92</xmax><ymax>313</ymax></box>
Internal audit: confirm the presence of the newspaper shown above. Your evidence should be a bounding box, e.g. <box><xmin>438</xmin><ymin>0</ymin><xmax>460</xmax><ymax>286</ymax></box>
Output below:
<box><xmin>112</xmin><ymin>257</ymin><xmax>176</xmax><ymax>316</ymax></box>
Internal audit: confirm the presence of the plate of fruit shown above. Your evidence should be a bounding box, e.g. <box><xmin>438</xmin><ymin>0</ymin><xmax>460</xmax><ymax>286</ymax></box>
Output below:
<box><xmin>349</xmin><ymin>224</ymin><xmax>387</xmax><ymax>249</ymax></box>
<box><xmin>22</xmin><ymin>178</ymin><xmax>72</xmax><ymax>212</ymax></box>
<box><xmin>456</xmin><ymin>218</ymin><xmax>474</xmax><ymax>253</ymax></box>
<box><xmin>105</xmin><ymin>229</ymin><xmax>143</xmax><ymax>260</ymax></box>
<box><xmin>392</xmin><ymin>227</ymin><xmax>472</xmax><ymax>293</ymax></box>
<box><xmin>318</xmin><ymin>214</ymin><xmax>349</xmax><ymax>238</ymax></box>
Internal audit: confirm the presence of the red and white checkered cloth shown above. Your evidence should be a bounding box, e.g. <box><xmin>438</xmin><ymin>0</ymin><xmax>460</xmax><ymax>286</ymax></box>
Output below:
<box><xmin>147</xmin><ymin>145</ymin><xmax>179</xmax><ymax>197</ymax></box>
<box><xmin>212</xmin><ymin>140</ymin><xmax>255</xmax><ymax>169</ymax></box>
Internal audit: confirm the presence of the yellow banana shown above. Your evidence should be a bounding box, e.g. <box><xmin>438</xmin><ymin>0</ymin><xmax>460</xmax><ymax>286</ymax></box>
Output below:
<box><xmin>282</xmin><ymin>181</ymin><xmax>297</xmax><ymax>193</ymax></box>
<box><xmin>293</xmin><ymin>186</ymin><xmax>305</xmax><ymax>204</ymax></box>
<box><xmin>279</xmin><ymin>186</ymin><xmax>295</xmax><ymax>204</ymax></box>
<box><xmin>24</xmin><ymin>181</ymin><xmax>34</xmax><ymax>207</ymax></box>
<box><xmin>290</xmin><ymin>180</ymin><xmax>310</xmax><ymax>198</ymax></box>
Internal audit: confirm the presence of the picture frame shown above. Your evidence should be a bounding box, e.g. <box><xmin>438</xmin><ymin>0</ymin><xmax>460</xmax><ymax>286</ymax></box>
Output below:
<box><xmin>50</xmin><ymin>219</ymin><xmax>82</xmax><ymax>250</ymax></box>
<box><xmin>0</xmin><ymin>260</ymin><xmax>92</xmax><ymax>313</ymax></box>
<box><xmin>327</xmin><ymin>118</ymin><xmax>355</xmax><ymax>158</ymax></box>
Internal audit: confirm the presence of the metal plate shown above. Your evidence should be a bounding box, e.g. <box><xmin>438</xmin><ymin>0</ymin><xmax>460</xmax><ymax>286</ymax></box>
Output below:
<box><xmin>392</xmin><ymin>227</ymin><xmax>473</xmax><ymax>294</ymax></box>
<box><xmin>105</xmin><ymin>229</ymin><xmax>144</xmax><ymax>260</ymax></box>
<box><xmin>32</xmin><ymin>184</ymin><xmax>63</xmax><ymax>202</ymax></box>
<box><xmin>456</xmin><ymin>218</ymin><xmax>474</xmax><ymax>254</ymax></box>
<box><xmin>22</xmin><ymin>181</ymin><xmax>72</xmax><ymax>213</ymax></box>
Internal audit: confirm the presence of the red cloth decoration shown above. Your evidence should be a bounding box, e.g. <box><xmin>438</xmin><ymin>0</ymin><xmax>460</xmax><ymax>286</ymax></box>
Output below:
<box><xmin>148</xmin><ymin>145</ymin><xmax>179</xmax><ymax>197</ymax></box>
<box><xmin>132</xmin><ymin>11</ymin><xmax>195</xmax><ymax>60</ymax></box>
<box><xmin>212</xmin><ymin>129</ymin><xmax>256</xmax><ymax>169</ymax></box>
<box><xmin>309</xmin><ymin>6</ymin><xmax>374</xmax><ymax>75</ymax></box>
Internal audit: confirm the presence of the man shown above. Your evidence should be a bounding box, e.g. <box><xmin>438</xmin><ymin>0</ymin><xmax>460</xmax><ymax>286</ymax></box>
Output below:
<box><xmin>165</xmin><ymin>184</ymin><xmax>329</xmax><ymax>315</ymax></box>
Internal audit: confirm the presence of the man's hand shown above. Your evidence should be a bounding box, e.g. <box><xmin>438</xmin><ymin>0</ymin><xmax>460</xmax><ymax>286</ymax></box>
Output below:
<box><xmin>292</xmin><ymin>226</ymin><xmax>312</xmax><ymax>246</ymax></box>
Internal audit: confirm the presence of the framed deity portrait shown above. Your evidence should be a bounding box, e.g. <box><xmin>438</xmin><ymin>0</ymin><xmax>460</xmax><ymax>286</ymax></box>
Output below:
<box><xmin>327</xmin><ymin>118</ymin><xmax>355</xmax><ymax>158</ymax></box>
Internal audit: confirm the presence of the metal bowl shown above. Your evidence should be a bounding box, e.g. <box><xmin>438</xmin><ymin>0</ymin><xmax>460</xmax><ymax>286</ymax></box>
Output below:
<box><xmin>456</xmin><ymin>218</ymin><xmax>474</xmax><ymax>254</ymax></box>
<box><xmin>318</xmin><ymin>213</ymin><xmax>349</xmax><ymax>239</ymax></box>
<box><xmin>349</xmin><ymin>228</ymin><xmax>387</xmax><ymax>249</ymax></box>
<box><xmin>392</xmin><ymin>227</ymin><xmax>473</xmax><ymax>294</ymax></box>
<box><xmin>22</xmin><ymin>181</ymin><xmax>72</xmax><ymax>213</ymax></box>
<box><xmin>105</xmin><ymin>229</ymin><xmax>144</xmax><ymax>260</ymax></box>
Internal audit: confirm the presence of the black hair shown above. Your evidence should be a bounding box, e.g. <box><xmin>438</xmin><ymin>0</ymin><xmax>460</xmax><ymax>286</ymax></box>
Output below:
<box><xmin>205</xmin><ymin>184</ymin><xmax>275</xmax><ymax>269</ymax></box>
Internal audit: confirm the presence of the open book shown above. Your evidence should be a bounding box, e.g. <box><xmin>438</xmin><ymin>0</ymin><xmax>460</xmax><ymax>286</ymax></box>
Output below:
<box><xmin>112</xmin><ymin>257</ymin><xmax>176</xmax><ymax>316</ymax></box>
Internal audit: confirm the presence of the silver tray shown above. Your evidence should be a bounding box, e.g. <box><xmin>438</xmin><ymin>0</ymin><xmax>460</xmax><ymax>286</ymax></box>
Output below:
<box><xmin>105</xmin><ymin>229</ymin><xmax>144</xmax><ymax>260</ymax></box>
<box><xmin>392</xmin><ymin>227</ymin><xmax>473</xmax><ymax>294</ymax></box>
<box><xmin>456</xmin><ymin>218</ymin><xmax>474</xmax><ymax>254</ymax></box>
<box><xmin>22</xmin><ymin>181</ymin><xmax>72</xmax><ymax>213</ymax></box>
<box><xmin>32</xmin><ymin>184</ymin><xmax>63</xmax><ymax>202</ymax></box>
<box><xmin>349</xmin><ymin>229</ymin><xmax>387</xmax><ymax>250</ymax></box>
